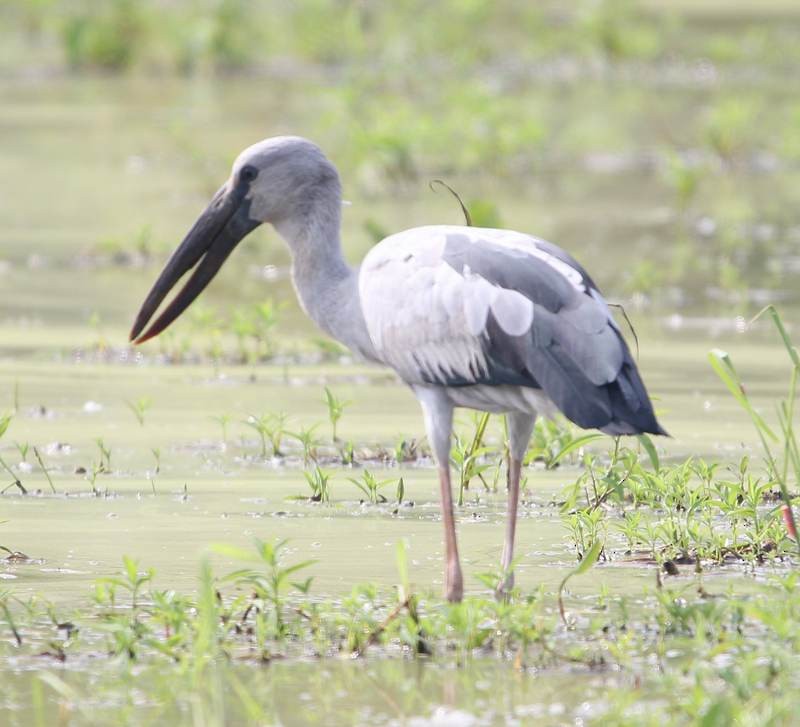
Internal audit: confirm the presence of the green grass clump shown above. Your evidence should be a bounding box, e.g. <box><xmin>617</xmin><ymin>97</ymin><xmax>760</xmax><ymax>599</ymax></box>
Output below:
<box><xmin>62</xmin><ymin>0</ymin><xmax>146</xmax><ymax>71</ymax></box>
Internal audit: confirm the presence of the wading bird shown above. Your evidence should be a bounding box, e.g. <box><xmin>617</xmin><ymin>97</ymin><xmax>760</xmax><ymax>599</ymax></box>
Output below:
<box><xmin>130</xmin><ymin>136</ymin><xmax>665</xmax><ymax>602</ymax></box>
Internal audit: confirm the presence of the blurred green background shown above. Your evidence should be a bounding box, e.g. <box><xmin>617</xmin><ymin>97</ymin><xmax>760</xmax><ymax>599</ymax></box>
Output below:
<box><xmin>2</xmin><ymin>0</ymin><xmax>800</xmax><ymax>361</ymax></box>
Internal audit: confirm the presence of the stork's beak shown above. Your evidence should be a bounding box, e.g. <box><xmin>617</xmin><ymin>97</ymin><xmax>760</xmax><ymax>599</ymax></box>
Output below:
<box><xmin>129</xmin><ymin>179</ymin><xmax>260</xmax><ymax>344</ymax></box>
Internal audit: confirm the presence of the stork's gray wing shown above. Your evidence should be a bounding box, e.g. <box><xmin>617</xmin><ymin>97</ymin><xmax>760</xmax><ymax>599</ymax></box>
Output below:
<box><xmin>360</xmin><ymin>225</ymin><xmax>665</xmax><ymax>436</ymax></box>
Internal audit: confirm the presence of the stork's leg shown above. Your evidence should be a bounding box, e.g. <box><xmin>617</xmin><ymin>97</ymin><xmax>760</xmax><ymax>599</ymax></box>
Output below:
<box><xmin>414</xmin><ymin>386</ymin><xmax>462</xmax><ymax>602</ymax></box>
<box><xmin>438</xmin><ymin>463</ymin><xmax>463</xmax><ymax>602</ymax></box>
<box><xmin>496</xmin><ymin>412</ymin><xmax>537</xmax><ymax>600</ymax></box>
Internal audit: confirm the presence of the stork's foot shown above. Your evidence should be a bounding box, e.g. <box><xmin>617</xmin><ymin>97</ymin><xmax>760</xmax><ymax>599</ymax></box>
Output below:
<box><xmin>494</xmin><ymin>570</ymin><xmax>514</xmax><ymax>602</ymax></box>
<box><xmin>445</xmin><ymin>561</ymin><xmax>464</xmax><ymax>603</ymax></box>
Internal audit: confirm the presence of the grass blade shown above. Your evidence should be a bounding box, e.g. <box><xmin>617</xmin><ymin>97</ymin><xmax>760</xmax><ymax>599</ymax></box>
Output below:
<box><xmin>551</xmin><ymin>433</ymin><xmax>604</xmax><ymax>467</ymax></box>
<box><xmin>637</xmin><ymin>434</ymin><xmax>660</xmax><ymax>472</ymax></box>
<box><xmin>558</xmin><ymin>540</ymin><xmax>603</xmax><ymax>625</ymax></box>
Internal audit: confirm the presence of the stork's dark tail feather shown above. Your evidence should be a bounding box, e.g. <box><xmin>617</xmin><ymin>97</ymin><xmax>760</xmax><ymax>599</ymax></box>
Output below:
<box><xmin>600</xmin><ymin>360</ymin><xmax>669</xmax><ymax>437</ymax></box>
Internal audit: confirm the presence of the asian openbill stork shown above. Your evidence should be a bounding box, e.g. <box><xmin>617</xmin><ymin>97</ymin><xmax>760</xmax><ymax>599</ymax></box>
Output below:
<box><xmin>130</xmin><ymin>136</ymin><xmax>666</xmax><ymax>602</ymax></box>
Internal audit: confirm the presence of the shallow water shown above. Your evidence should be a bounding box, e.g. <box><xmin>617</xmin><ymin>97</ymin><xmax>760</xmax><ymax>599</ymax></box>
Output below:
<box><xmin>0</xmin><ymin>326</ymin><xmax>790</xmax><ymax>600</ymax></box>
<box><xmin>1</xmin><ymin>657</ymin><xmax>620</xmax><ymax>727</ymax></box>
<box><xmin>0</xmin><ymin>327</ymin><xmax>791</xmax><ymax>724</ymax></box>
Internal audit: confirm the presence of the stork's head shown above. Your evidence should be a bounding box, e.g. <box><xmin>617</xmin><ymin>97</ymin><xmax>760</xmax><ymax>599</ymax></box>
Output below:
<box><xmin>129</xmin><ymin>136</ymin><xmax>339</xmax><ymax>344</ymax></box>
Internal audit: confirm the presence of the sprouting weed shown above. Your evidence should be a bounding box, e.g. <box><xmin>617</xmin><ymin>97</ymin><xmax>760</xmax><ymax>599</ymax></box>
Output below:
<box><xmin>151</xmin><ymin>448</ymin><xmax>161</xmax><ymax>474</ymax></box>
<box><xmin>526</xmin><ymin>418</ymin><xmax>603</xmax><ymax>470</ymax></box>
<box><xmin>250</xmin><ymin>299</ymin><xmax>282</xmax><ymax>359</ymax></box>
<box><xmin>311</xmin><ymin>337</ymin><xmax>347</xmax><ymax>359</ymax></box>
<box><xmin>475</xmin><ymin>560</ymin><xmax>518</xmax><ymax>598</ymax></box>
<box><xmin>227</xmin><ymin>299</ymin><xmax>283</xmax><ymax>362</ymax></box>
<box><xmin>662</xmin><ymin>152</ymin><xmax>702</xmax><ymax>211</ymax></box>
<box><xmin>323</xmin><ymin>387</ymin><xmax>349</xmax><ymax>443</ymax></box>
<box><xmin>33</xmin><ymin>447</ymin><xmax>56</xmax><ymax>494</ymax></box>
<box><xmin>190</xmin><ymin>305</ymin><xmax>223</xmax><ymax>364</ymax></box>
<box><xmin>0</xmin><ymin>414</ymin><xmax>24</xmax><ymax>494</ymax></box>
<box><xmin>14</xmin><ymin>442</ymin><xmax>29</xmax><ymax>462</ymax></box>
<box><xmin>216</xmin><ymin>538</ymin><xmax>314</xmax><ymax>643</ymax></box>
<box><xmin>348</xmin><ymin>470</ymin><xmax>393</xmax><ymax>505</ymax></box>
<box><xmin>212</xmin><ymin>414</ymin><xmax>231</xmax><ymax>443</ymax></box>
<box><xmin>88</xmin><ymin>311</ymin><xmax>107</xmax><ymax>352</ymax></box>
<box><xmin>87</xmin><ymin>461</ymin><xmax>104</xmax><ymax>496</ymax></box>
<box><xmin>558</xmin><ymin>541</ymin><xmax>603</xmax><ymax>626</ymax></box>
<box><xmin>125</xmin><ymin>396</ymin><xmax>152</xmax><ymax>427</ymax></box>
<box><xmin>616</xmin><ymin>512</ymin><xmax>644</xmax><ymax>553</ymax></box>
<box><xmin>709</xmin><ymin>305</ymin><xmax>800</xmax><ymax>558</ymax></box>
<box><xmin>230</xmin><ymin>308</ymin><xmax>256</xmax><ymax>362</ymax></box>
<box><xmin>339</xmin><ymin>440</ymin><xmax>356</xmax><ymax>466</ymax></box>
<box><xmin>452</xmin><ymin>413</ymin><xmax>492</xmax><ymax>506</ymax></box>
<box><xmin>0</xmin><ymin>471</ymin><xmax>23</xmax><ymax>495</ymax></box>
<box><xmin>104</xmin><ymin>556</ymin><xmax>154</xmax><ymax>610</ymax></box>
<box><xmin>289</xmin><ymin>424</ymin><xmax>321</xmax><ymax>466</ymax></box>
<box><xmin>487</xmin><ymin>456</ymin><xmax>505</xmax><ymax>494</ymax></box>
<box><xmin>561</xmin><ymin>506</ymin><xmax>606</xmax><ymax>560</ymax></box>
<box><xmin>393</xmin><ymin>438</ymin><xmax>418</xmax><ymax>464</ymax></box>
<box><xmin>691</xmin><ymin>458</ymin><xmax>718</xmax><ymax>487</ymax></box>
<box><xmin>244</xmin><ymin>412</ymin><xmax>288</xmax><ymax>458</ymax></box>
<box><xmin>147</xmin><ymin>449</ymin><xmax>161</xmax><ymax>495</ymax></box>
<box><xmin>302</xmin><ymin>466</ymin><xmax>332</xmax><ymax>503</ymax></box>
<box><xmin>95</xmin><ymin>438</ymin><xmax>112</xmax><ymax>471</ymax></box>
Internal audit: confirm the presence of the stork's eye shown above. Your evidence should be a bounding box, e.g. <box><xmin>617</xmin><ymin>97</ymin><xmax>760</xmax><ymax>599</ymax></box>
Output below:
<box><xmin>240</xmin><ymin>165</ymin><xmax>258</xmax><ymax>183</ymax></box>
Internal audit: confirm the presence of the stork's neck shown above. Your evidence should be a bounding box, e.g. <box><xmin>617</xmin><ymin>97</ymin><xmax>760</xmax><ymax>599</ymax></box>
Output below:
<box><xmin>274</xmin><ymin>200</ymin><xmax>376</xmax><ymax>360</ymax></box>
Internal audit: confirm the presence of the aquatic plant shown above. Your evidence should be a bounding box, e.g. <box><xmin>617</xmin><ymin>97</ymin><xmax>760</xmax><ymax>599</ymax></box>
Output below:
<box><xmin>33</xmin><ymin>447</ymin><xmax>55</xmax><ymax>494</ymax></box>
<box><xmin>250</xmin><ymin>299</ymin><xmax>282</xmax><ymax>359</ymax></box>
<box><xmin>302</xmin><ymin>466</ymin><xmax>332</xmax><ymax>503</ymax></box>
<box><xmin>211</xmin><ymin>414</ymin><xmax>231</xmax><ymax>444</ymax></box>
<box><xmin>289</xmin><ymin>424</ymin><xmax>321</xmax><ymax>466</ymax></box>
<box><xmin>393</xmin><ymin>438</ymin><xmax>419</xmax><ymax>464</ymax></box>
<box><xmin>14</xmin><ymin>442</ymin><xmax>28</xmax><ymax>462</ymax></box>
<box><xmin>125</xmin><ymin>396</ymin><xmax>152</xmax><ymax>427</ymax></box>
<box><xmin>526</xmin><ymin>418</ymin><xmax>604</xmax><ymax>470</ymax></box>
<box><xmin>243</xmin><ymin>413</ymin><xmax>288</xmax><ymax>458</ymax></box>
<box><xmin>0</xmin><ymin>415</ymin><xmax>24</xmax><ymax>494</ymax></box>
<box><xmin>709</xmin><ymin>305</ymin><xmax>800</xmax><ymax>557</ymax></box>
<box><xmin>95</xmin><ymin>438</ymin><xmax>112</xmax><ymax>472</ymax></box>
<box><xmin>148</xmin><ymin>448</ymin><xmax>160</xmax><ymax>495</ymax></box>
<box><xmin>557</xmin><ymin>539</ymin><xmax>602</xmax><ymax>625</ymax></box>
<box><xmin>452</xmin><ymin>413</ymin><xmax>492</xmax><ymax>506</ymax></box>
<box><xmin>230</xmin><ymin>309</ymin><xmax>257</xmax><ymax>363</ymax></box>
<box><xmin>0</xmin><ymin>508</ymin><xmax>797</xmax><ymax>725</ymax></box>
<box><xmin>338</xmin><ymin>439</ymin><xmax>356</xmax><ymax>466</ymax></box>
<box><xmin>323</xmin><ymin>387</ymin><xmax>349</xmax><ymax>443</ymax></box>
<box><xmin>348</xmin><ymin>470</ymin><xmax>394</xmax><ymax>505</ymax></box>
